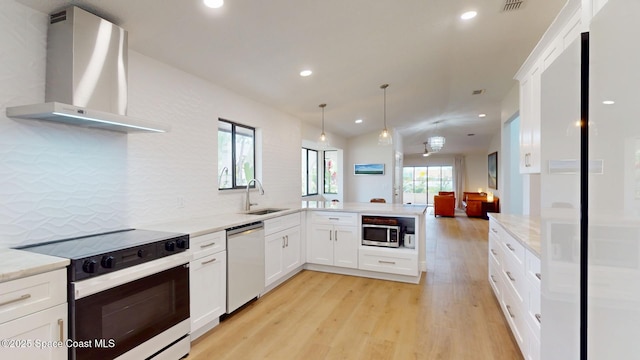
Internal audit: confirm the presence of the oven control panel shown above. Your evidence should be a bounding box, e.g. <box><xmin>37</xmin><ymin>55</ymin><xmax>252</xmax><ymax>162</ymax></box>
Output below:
<box><xmin>72</xmin><ymin>234</ymin><xmax>190</xmax><ymax>281</ymax></box>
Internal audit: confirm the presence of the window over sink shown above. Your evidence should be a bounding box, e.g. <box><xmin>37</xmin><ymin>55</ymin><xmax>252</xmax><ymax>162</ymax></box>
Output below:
<box><xmin>218</xmin><ymin>119</ymin><xmax>255</xmax><ymax>190</ymax></box>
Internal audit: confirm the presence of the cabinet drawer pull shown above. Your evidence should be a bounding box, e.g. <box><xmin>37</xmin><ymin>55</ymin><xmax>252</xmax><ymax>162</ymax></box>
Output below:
<box><xmin>58</xmin><ymin>319</ymin><xmax>64</xmax><ymax>342</ymax></box>
<box><xmin>200</xmin><ymin>242</ymin><xmax>216</xmax><ymax>248</ymax></box>
<box><xmin>506</xmin><ymin>305</ymin><xmax>515</xmax><ymax>318</ymax></box>
<box><xmin>378</xmin><ymin>260</ymin><xmax>396</xmax><ymax>265</ymax></box>
<box><xmin>506</xmin><ymin>271</ymin><xmax>516</xmax><ymax>282</ymax></box>
<box><xmin>201</xmin><ymin>258</ymin><xmax>217</xmax><ymax>265</ymax></box>
<box><xmin>491</xmin><ymin>228</ymin><xmax>498</xmax><ymax>234</ymax></box>
<box><xmin>535</xmin><ymin>272</ymin><xmax>541</xmax><ymax>280</ymax></box>
<box><xmin>491</xmin><ymin>249</ymin><xmax>498</xmax><ymax>256</ymax></box>
<box><xmin>490</xmin><ymin>275</ymin><xmax>497</xmax><ymax>284</ymax></box>
<box><xmin>0</xmin><ymin>294</ymin><xmax>31</xmax><ymax>307</ymax></box>
<box><xmin>506</xmin><ymin>243</ymin><xmax>515</xmax><ymax>251</ymax></box>
<box><xmin>328</xmin><ymin>217</ymin><xmax>340</xmax><ymax>221</ymax></box>
<box><xmin>535</xmin><ymin>313</ymin><xmax>541</xmax><ymax>323</ymax></box>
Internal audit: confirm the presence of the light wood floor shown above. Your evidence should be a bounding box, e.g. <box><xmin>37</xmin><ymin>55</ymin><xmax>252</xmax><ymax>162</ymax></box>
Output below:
<box><xmin>188</xmin><ymin>213</ymin><xmax>522</xmax><ymax>360</ymax></box>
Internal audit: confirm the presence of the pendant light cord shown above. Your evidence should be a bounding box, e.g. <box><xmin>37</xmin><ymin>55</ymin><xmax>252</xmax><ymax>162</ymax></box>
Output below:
<box><xmin>381</xmin><ymin>84</ymin><xmax>389</xmax><ymax>130</ymax></box>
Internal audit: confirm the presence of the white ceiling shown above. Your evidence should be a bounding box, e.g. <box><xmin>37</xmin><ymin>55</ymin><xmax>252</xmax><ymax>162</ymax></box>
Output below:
<box><xmin>18</xmin><ymin>0</ymin><xmax>566</xmax><ymax>155</ymax></box>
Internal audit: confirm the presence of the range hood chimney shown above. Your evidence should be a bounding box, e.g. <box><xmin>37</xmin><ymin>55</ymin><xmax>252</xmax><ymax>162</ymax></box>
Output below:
<box><xmin>6</xmin><ymin>6</ymin><xmax>168</xmax><ymax>133</ymax></box>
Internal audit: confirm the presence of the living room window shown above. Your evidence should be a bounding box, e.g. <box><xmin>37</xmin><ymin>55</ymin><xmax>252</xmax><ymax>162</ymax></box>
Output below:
<box><xmin>218</xmin><ymin>119</ymin><xmax>255</xmax><ymax>190</ymax></box>
<box><xmin>302</xmin><ymin>148</ymin><xmax>318</xmax><ymax>196</ymax></box>
<box><xmin>403</xmin><ymin>166</ymin><xmax>453</xmax><ymax>205</ymax></box>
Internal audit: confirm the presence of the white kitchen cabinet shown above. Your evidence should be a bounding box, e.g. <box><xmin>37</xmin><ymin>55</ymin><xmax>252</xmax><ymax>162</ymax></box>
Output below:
<box><xmin>265</xmin><ymin>225</ymin><xmax>301</xmax><ymax>287</ymax></box>
<box><xmin>519</xmin><ymin>60</ymin><xmax>541</xmax><ymax>173</ymax></box>
<box><xmin>516</xmin><ymin>2</ymin><xmax>581</xmax><ymax>174</ymax></box>
<box><xmin>308</xmin><ymin>212</ymin><xmax>358</xmax><ymax>269</ymax></box>
<box><xmin>0</xmin><ymin>303</ymin><xmax>68</xmax><ymax>359</ymax></box>
<box><xmin>488</xmin><ymin>219</ymin><xmax>540</xmax><ymax>360</ymax></box>
<box><xmin>264</xmin><ymin>212</ymin><xmax>302</xmax><ymax>288</ymax></box>
<box><xmin>189</xmin><ymin>231</ymin><xmax>226</xmax><ymax>338</ymax></box>
<box><xmin>0</xmin><ymin>268</ymin><xmax>68</xmax><ymax>360</ymax></box>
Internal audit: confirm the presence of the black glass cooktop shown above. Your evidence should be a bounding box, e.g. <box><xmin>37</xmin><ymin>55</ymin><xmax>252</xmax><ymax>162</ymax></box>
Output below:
<box><xmin>16</xmin><ymin>229</ymin><xmax>185</xmax><ymax>259</ymax></box>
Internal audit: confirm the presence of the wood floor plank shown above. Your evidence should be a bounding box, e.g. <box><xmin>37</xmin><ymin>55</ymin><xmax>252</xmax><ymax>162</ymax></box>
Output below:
<box><xmin>188</xmin><ymin>214</ymin><xmax>523</xmax><ymax>360</ymax></box>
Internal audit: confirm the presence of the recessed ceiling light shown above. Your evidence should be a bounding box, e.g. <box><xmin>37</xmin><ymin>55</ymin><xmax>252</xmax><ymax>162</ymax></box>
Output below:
<box><xmin>479</xmin><ymin>113</ymin><xmax>486</xmax><ymax>118</ymax></box>
<box><xmin>203</xmin><ymin>0</ymin><xmax>224</xmax><ymax>9</ymax></box>
<box><xmin>461</xmin><ymin>11</ymin><xmax>477</xmax><ymax>20</ymax></box>
<box><xmin>602</xmin><ymin>100</ymin><xmax>615</xmax><ymax>105</ymax></box>
<box><xmin>300</xmin><ymin>70</ymin><xmax>313</xmax><ymax>77</ymax></box>
<box><xmin>355</xmin><ymin>119</ymin><xmax>363</xmax><ymax>124</ymax></box>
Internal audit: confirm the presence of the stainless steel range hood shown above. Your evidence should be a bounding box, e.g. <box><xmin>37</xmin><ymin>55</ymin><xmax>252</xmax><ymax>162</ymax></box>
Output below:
<box><xmin>6</xmin><ymin>6</ymin><xmax>169</xmax><ymax>133</ymax></box>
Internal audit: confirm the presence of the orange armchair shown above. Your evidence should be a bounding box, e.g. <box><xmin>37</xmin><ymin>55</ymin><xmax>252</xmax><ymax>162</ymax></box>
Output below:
<box><xmin>434</xmin><ymin>191</ymin><xmax>456</xmax><ymax>217</ymax></box>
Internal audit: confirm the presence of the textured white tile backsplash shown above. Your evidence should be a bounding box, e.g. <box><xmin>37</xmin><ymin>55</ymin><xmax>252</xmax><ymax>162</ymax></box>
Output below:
<box><xmin>0</xmin><ymin>1</ymin><xmax>301</xmax><ymax>247</ymax></box>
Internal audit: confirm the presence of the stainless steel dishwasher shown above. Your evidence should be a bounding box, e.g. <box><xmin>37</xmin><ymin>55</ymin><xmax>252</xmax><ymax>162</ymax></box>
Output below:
<box><xmin>226</xmin><ymin>221</ymin><xmax>265</xmax><ymax>314</ymax></box>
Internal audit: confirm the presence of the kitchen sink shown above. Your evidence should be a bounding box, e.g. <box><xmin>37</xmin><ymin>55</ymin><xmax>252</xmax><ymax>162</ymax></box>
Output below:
<box><xmin>245</xmin><ymin>208</ymin><xmax>287</xmax><ymax>215</ymax></box>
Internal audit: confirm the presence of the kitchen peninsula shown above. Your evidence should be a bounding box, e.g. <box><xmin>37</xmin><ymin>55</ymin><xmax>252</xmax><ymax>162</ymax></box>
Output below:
<box><xmin>140</xmin><ymin>201</ymin><xmax>426</xmax><ymax>340</ymax></box>
<box><xmin>143</xmin><ymin>201</ymin><xmax>427</xmax><ymax>284</ymax></box>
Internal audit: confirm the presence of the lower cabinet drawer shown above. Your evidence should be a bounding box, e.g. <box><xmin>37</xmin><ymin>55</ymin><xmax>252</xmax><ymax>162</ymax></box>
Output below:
<box><xmin>0</xmin><ymin>268</ymin><xmax>66</xmax><ymax>325</ymax></box>
<box><xmin>502</xmin><ymin>287</ymin><xmax>527</xmax><ymax>355</ymax></box>
<box><xmin>190</xmin><ymin>231</ymin><xmax>226</xmax><ymax>259</ymax></box>
<box><xmin>488</xmin><ymin>257</ymin><xmax>501</xmax><ymax>301</ymax></box>
<box><xmin>358</xmin><ymin>249</ymin><xmax>418</xmax><ymax>276</ymax></box>
<box><xmin>527</xmin><ymin>278</ymin><xmax>541</xmax><ymax>337</ymax></box>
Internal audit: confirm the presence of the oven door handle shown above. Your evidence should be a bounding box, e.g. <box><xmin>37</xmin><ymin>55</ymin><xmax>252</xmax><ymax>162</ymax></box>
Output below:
<box><xmin>72</xmin><ymin>252</ymin><xmax>191</xmax><ymax>300</ymax></box>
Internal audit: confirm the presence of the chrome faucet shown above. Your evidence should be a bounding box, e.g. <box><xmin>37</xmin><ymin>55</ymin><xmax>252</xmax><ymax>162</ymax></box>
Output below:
<box><xmin>245</xmin><ymin>179</ymin><xmax>265</xmax><ymax>211</ymax></box>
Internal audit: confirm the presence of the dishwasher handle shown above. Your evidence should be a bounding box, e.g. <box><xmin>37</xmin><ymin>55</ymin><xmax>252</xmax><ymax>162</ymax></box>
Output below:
<box><xmin>227</xmin><ymin>221</ymin><xmax>264</xmax><ymax>236</ymax></box>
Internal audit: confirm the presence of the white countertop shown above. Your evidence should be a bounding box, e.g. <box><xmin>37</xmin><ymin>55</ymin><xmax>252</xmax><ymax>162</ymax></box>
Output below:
<box><xmin>489</xmin><ymin>213</ymin><xmax>541</xmax><ymax>257</ymax></box>
<box><xmin>0</xmin><ymin>249</ymin><xmax>69</xmax><ymax>283</ymax></box>
<box><xmin>0</xmin><ymin>202</ymin><xmax>426</xmax><ymax>283</ymax></box>
<box><xmin>143</xmin><ymin>201</ymin><xmax>427</xmax><ymax>237</ymax></box>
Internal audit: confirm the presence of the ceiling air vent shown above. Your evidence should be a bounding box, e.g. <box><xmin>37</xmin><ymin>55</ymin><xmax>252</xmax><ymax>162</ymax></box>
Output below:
<box><xmin>503</xmin><ymin>0</ymin><xmax>525</xmax><ymax>12</ymax></box>
<box><xmin>472</xmin><ymin>89</ymin><xmax>485</xmax><ymax>95</ymax></box>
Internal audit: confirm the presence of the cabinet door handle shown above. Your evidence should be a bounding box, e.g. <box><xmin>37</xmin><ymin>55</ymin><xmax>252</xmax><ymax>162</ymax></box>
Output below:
<box><xmin>535</xmin><ymin>272</ymin><xmax>541</xmax><ymax>280</ymax></box>
<box><xmin>378</xmin><ymin>260</ymin><xmax>396</xmax><ymax>265</ymax></box>
<box><xmin>506</xmin><ymin>305</ymin><xmax>516</xmax><ymax>318</ymax></box>
<box><xmin>0</xmin><ymin>294</ymin><xmax>31</xmax><ymax>307</ymax></box>
<box><xmin>58</xmin><ymin>319</ymin><xmax>64</xmax><ymax>342</ymax></box>
<box><xmin>329</xmin><ymin>230</ymin><xmax>332</xmax><ymax>241</ymax></box>
<box><xmin>506</xmin><ymin>271</ymin><xmax>516</xmax><ymax>282</ymax></box>
<box><xmin>286</xmin><ymin>235</ymin><xmax>289</xmax><ymax>247</ymax></box>
<box><xmin>491</xmin><ymin>249</ymin><xmax>498</xmax><ymax>256</ymax></box>
<box><xmin>335</xmin><ymin>230</ymin><xmax>338</xmax><ymax>241</ymax></box>
<box><xmin>506</xmin><ymin>243</ymin><xmax>515</xmax><ymax>252</ymax></box>
<box><xmin>490</xmin><ymin>275</ymin><xmax>498</xmax><ymax>284</ymax></box>
<box><xmin>200</xmin><ymin>242</ymin><xmax>216</xmax><ymax>248</ymax></box>
<box><xmin>201</xmin><ymin>258</ymin><xmax>217</xmax><ymax>265</ymax></box>
<box><xmin>535</xmin><ymin>313</ymin><xmax>541</xmax><ymax>323</ymax></box>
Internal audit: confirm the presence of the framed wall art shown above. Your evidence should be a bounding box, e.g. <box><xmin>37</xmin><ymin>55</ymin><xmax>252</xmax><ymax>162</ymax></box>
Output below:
<box><xmin>488</xmin><ymin>152</ymin><xmax>498</xmax><ymax>190</ymax></box>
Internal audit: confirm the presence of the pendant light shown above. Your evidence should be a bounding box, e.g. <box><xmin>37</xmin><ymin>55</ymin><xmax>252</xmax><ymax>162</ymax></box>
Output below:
<box><xmin>422</xmin><ymin>142</ymin><xmax>431</xmax><ymax>157</ymax></box>
<box><xmin>318</xmin><ymin>103</ymin><xmax>328</xmax><ymax>147</ymax></box>
<box><xmin>428</xmin><ymin>120</ymin><xmax>445</xmax><ymax>152</ymax></box>
<box><xmin>378</xmin><ymin>84</ymin><xmax>392</xmax><ymax>145</ymax></box>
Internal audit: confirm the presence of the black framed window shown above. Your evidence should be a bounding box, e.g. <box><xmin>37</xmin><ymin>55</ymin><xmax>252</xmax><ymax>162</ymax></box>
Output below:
<box><xmin>218</xmin><ymin>119</ymin><xmax>255</xmax><ymax>190</ymax></box>
<box><xmin>302</xmin><ymin>148</ymin><xmax>318</xmax><ymax>196</ymax></box>
<box><xmin>324</xmin><ymin>150</ymin><xmax>338</xmax><ymax>194</ymax></box>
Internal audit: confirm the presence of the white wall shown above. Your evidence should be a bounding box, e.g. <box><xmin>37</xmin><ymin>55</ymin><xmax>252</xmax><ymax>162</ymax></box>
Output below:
<box><xmin>0</xmin><ymin>1</ymin><xmax>302</xmax><ymax>247</ymax></box>
<box><xmin>464</xmin><ymin>153</ymin><xmax>487</xmax><ymax>193</ymax></box>
<box><xmin>345</xmin><ymin>131</ymin><xmax>394</xmax><ymax>203</ymax></box>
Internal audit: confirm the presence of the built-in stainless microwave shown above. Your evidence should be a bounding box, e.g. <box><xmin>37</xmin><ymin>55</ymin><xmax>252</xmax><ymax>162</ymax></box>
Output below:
<box><xmin>362</xmin><ymin>224</ymin><xmax>401</xmax><ymax>248</ymax></box>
